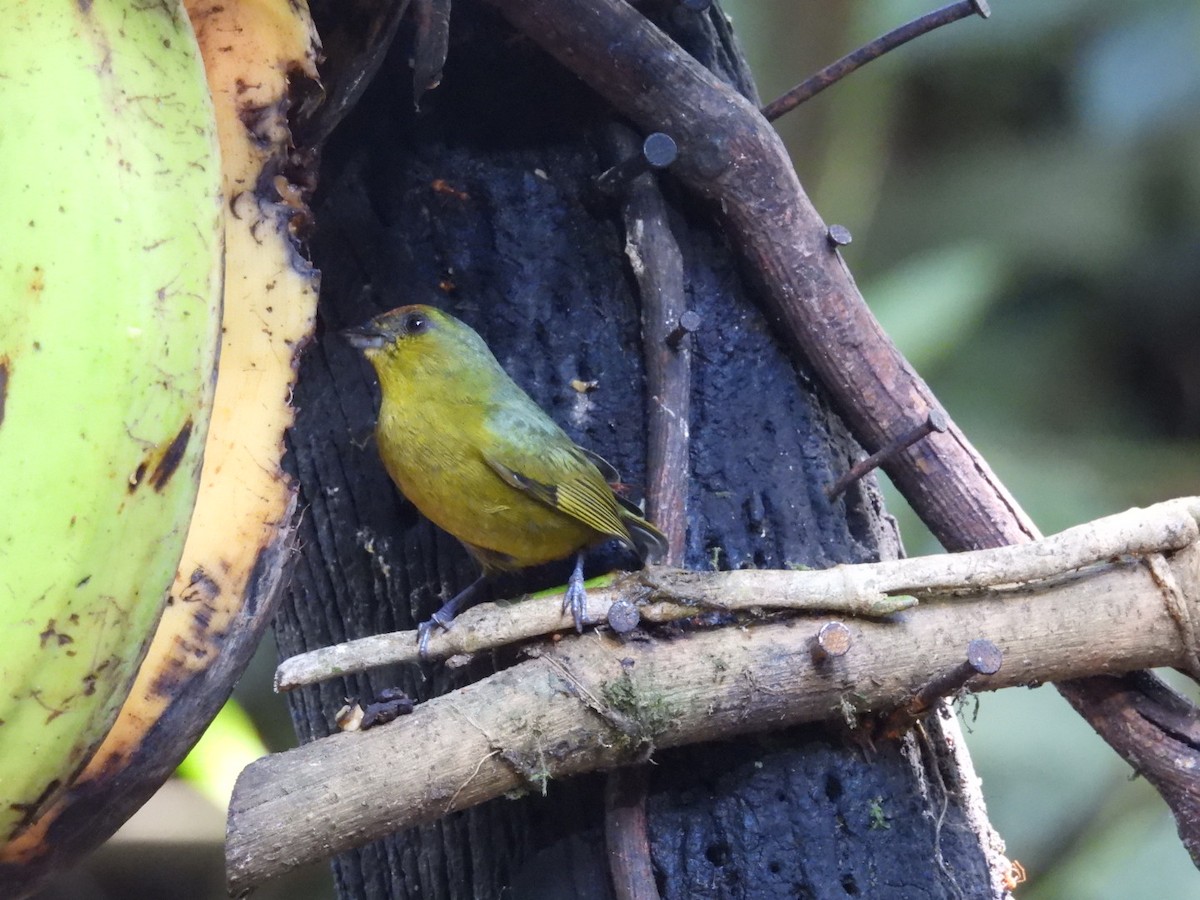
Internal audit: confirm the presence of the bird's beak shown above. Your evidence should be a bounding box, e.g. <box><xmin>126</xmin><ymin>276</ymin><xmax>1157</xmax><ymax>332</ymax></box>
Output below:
<box><xmin>340</xmin><ymin>322</ymin><xmax>387</xmax><ymax>351</ymax></box>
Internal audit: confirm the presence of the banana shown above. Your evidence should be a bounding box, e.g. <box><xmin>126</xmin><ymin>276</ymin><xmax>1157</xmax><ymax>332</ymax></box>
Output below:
<box><xmin>84</xmin><ymin>0</ymin><xmax>320</xmax><ymax>779</ymax></box>
<box><xmin>0</xmin><ymin>0</ymin><xmax>321</xmax><ymax>884</ymax></box>
<box><xmin>0</xmin><ymin>0</ymin><xmax>223</xmax><ymax>846</ymax></box>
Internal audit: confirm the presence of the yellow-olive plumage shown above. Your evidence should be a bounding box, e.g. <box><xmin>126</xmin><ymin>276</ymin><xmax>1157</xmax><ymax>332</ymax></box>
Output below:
<box><xmin>344</xmin><ymin>305</ymin><xmax>665</xmax><ymax>639</ymax></box>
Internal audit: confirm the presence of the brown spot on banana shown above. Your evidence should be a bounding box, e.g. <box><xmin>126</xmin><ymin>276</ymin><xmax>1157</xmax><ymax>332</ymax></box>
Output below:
<box><xmin>37</xmin><ymin>621</ymin><xmax>74</xmax><ymax>649</ymax></box>
<box><xmin>0</xmin><ymin>358</ymin><xmax>8</xmax><ymax>429</ymax></box>
<box><xmin>6</xmin><ymin>780</ymin><xmax>62</xmax><ymax>838</ymax></box>
<box><xmin>149</xmin><ymin>418</ymin><xmax>194</xmax><ymax>492</ymax></box>
<box><xmin>127</xmin><ymin>461</ymin><xmax>148</xmax><ymax>492</ymax></box>
<box><xmin>179</xmin><ymin>566</ymin><xmax>221</xmax><ymax>605</ymax></box>
<box><xmin>127</xmin><ymin>418</ymin><xmax>195</xmax><ymax>493</ymax></box>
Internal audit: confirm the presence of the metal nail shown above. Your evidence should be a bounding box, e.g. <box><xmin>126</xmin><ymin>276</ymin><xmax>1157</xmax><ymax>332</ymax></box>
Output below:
<box><xmin>607</xmin><ymin>599</ymin><xmax>642</xmax><ymax>635</ymax></box>
<box><xmin>911</xmin><ymin>638</ymin><xmax>1002</xmax><ymax>711</ymax></box>
<box><xmin>595</xmin><ymin>132</ymin><xmax>679</xmax><ymax>194</ymax></box>
<box><xmin>811</xmin><ymin>621</ymin><xmax>852</xmax><ymax>662</ymax></box>
<box><xmin>827</xmin><ymin>224</ymin><xmax>853</xmax><ymax>247</ymax></box>
<box><xmin>665</xmin><ymin>309</ymin><xmax>702</xmax><ymax>349</ymax></box>
<box><xmin>827</xmin><ymin>410</ymin><xmax>949</xmax><ymax>499</ymax></box>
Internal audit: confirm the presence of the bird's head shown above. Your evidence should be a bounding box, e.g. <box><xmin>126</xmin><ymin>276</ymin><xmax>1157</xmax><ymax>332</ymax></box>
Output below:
<box><xmin>342</xmin><ymin>304</ymin><xmax>496</xmax><ymax>388</ymax></box>
<box><xmin>342</xmin><ymin>304</ymin><xmax>442</xmax><ymax>353</ymax></box>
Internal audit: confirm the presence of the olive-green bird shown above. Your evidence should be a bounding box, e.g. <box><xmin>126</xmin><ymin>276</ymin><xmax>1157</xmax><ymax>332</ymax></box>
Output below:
<box><xmin>343</xmin><ymin>305</ymin><xmax>667</xmax><ymax>653</ymax></box>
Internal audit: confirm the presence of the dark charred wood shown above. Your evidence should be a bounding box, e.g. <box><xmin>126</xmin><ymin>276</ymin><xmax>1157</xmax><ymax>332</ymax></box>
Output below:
<box><xmin>277</xmin><ymin>2</ymin><xmax>995</xmax><ymax>897</ymax></box>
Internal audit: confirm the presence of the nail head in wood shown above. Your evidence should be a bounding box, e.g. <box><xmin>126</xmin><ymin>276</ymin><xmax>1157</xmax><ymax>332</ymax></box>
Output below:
<box><xmin>595</xmin><ymin>132</ymin><xmax>678</xmax><ymax>195</ymax></box>
<box><xmin>913</xmin><ymin>638</ymin><xmax>1003</xmax><ymax>709</ymax></box>
<box><xmin>966</xmin><ymin>637</ymin><xmax>1003</xmax><ymax>676</ymax></box>
<box><xmin>926</xmin><ymin>408</ymin><xmax>949</xmax><ymax>435</ymax></box>
<box><xmin>827</xmin><ymin>224</ymin><xmax>853</xmax><ymax>247</ymax></box>
<box><xmin>665</xmin><ymin>309</ymin><xmax>701</xmax><ymax>349</ymax></box>
<box><xmin>812</xmin><ymin>621</ymin><xmax>852</xmax><ymax>661</ymax></box>
<box><xmin>607</xmin><ymin>598</ymin><xmax>642</xmax><ymax>634</ymax></box>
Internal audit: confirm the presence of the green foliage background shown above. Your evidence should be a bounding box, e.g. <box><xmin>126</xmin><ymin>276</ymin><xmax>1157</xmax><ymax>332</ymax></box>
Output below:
<box><xmin>724</xmin><ymin>0</ymin><xmax>1200</xmax><ymax>896</ymax></box>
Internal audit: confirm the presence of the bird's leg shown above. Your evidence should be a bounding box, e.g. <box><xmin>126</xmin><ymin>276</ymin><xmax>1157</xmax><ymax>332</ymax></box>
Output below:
<box><xmin>563</xmin><ymin>553</ymin><xmax>588</xmax><ymax>633</ymax></box>
<box><xmin>417</xmin><ymin>575</ymin><xmax>488</xmax><ymax>659</ymax></box>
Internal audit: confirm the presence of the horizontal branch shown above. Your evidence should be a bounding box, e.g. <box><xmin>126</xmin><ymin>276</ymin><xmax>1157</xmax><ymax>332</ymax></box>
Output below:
<box><xmin>275</xmin><ymin>498</ymin><xmax>1200</xmax><ymax>688</ymax></box>
<box><xmin>229</xmin><ymin>509</ymin><xmax>1200</xmax><ymax>893</ymax></box>
<box><xmin>274</xmin><ymin>571</ymin><xmax>912</xmax><ymax>690</ymax></box>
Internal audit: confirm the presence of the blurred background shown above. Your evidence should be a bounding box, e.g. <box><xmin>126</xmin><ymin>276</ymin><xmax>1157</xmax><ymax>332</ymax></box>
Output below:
<box><xmin>38</xmin><ymin>0</ymin><xmax>1200</xmax><ymax>896</ymax></box>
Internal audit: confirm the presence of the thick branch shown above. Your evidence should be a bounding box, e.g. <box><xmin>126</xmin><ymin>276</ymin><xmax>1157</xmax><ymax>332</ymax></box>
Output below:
<box><xmin>228</xmin><ymin>539</ymin><xmax>1200</xmax><ymax>893</ymax></box>
<box><xmin>276</xmin><ymin>498</ymin><xmax>1200</xmax><ymax>688</ymax></box>
<box><xmin>604</xmin><ymin>767</ymin><xmax>657</xmax><ymax>900</ymax></box>
<box><xmin>620</xmin><ymin>128</ymin><xmax>691</xmax><ymax>563</ymax></box>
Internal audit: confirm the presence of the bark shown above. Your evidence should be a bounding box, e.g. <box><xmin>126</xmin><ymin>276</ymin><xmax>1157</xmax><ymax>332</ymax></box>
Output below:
<box><xmin>275</xmin><ymin>3</ymin><xmax>1002</xmax><ymax>897</ymax></box>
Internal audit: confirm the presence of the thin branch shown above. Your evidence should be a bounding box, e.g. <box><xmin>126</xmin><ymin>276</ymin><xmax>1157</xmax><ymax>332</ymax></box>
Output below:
<box><xmin>276</xmin><ymin>569</ymin><xmax>914</xmax><ymax>689</ymax></box>
<box><xmin>228</xmin><ymin>536</ymin><xmax>1200</xmax><ymax>893</ymax></box>
<box><xmin>275</xmin><ymin>497</ymin><xmax>1200</xmax><ymax>689</ymax></box>
<box><xmin>760</xmin><ymin>0</ymin><xmax>991</xmax><ymax>122</ymax></box>
<box><xmin>605</xmin><ymin>767</ymin><xmax>659</xmax><ymax>900</ymax></box>
<box><xmin>619</xmin><ymin>127</ymin><xmax>691</xmax><ymax>562</ymax></box>
<box><xmin>609</xmin><ymin>119</ymin><xmax>691</xmax><ymax>900</ymax></box>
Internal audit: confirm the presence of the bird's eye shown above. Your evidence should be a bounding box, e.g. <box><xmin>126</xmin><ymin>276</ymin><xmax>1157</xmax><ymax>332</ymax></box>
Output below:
<box><xmin>402</xmin><ymin>311</ymin><xmax>428</xmax><ymax>335</ymax></box>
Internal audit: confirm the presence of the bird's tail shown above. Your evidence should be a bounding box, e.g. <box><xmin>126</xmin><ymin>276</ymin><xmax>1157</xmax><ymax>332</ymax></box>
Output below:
<box><xmin>617</xmin><ymin>498</ymin><xmax>669</xmax><ymax>564</ymax></box>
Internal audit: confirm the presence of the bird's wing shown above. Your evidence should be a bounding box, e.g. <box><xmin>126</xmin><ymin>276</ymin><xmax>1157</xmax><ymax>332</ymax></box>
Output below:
<box><xmin>576</xmin><ymin>446</ymin><xmax>621</xmax><ymax>483</ymax></box>
<box><xmin>577</xmin><ymin>448</ymin><xmax>667</xmax><ymax>562</ymax></box>
<box><xmin>483</xmin><ymin>445</ymin><xmax>631</xmax><ymax>544</ymax></box>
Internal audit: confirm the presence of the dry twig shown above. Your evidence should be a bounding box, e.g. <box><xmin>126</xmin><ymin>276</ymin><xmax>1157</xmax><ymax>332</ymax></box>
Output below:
<box><xmin>276</xmin><ymin>498</ymin><xmax>1200</xmax><ymax>689</ymax></box>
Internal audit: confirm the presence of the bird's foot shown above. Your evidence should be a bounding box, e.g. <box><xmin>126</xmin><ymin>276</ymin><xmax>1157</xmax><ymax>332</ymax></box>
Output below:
<box><xmin>416</xmin><ymin>608</ymin><xmax>456</xmax><ymax>660</ymax></box>
<box><xmin>416</xmin><ymin>575</ymin><xmax>488</xmax><ymax>661</ymax></box>
<box><xmin>563</xmin><ymin>554</ymin><xmax>587</xmax><ymax>633</ymax></box>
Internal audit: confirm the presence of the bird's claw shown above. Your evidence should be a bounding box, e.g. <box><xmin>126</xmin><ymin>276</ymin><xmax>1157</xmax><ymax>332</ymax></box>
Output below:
<box><xmin>416</xmin><ymin>609</ymin><xmax>453</xmax><ymax>660</ymax></box>
<box><xmin>564</xmin><ymin>555</ymin><xmax>587</xmax><ymax>633</ymax></box>
<box><xmin>414</xmin><ymin>576</ymin><xmax>488</xmax><ymax>662</ymax></box>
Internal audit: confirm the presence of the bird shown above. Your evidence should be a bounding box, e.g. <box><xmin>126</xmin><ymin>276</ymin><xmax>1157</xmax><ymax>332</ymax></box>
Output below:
<box><xmin>342</xmin><ymin>304</ymin><xmax>667</xmax><ymax>655</ymax></box>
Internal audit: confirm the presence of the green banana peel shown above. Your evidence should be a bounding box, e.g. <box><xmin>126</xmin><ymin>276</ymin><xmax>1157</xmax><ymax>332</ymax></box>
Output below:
<box><xmin>0</xmin><ymin>0</ymin><xmax>222</xmax><ymax>844</ymax></box>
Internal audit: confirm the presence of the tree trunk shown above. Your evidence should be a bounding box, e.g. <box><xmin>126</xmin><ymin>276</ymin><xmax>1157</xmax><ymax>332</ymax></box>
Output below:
<box><xmin>275</xmin><ymin>3</ymin><xmax>1004</xmax><ymax>897</ymax></box>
